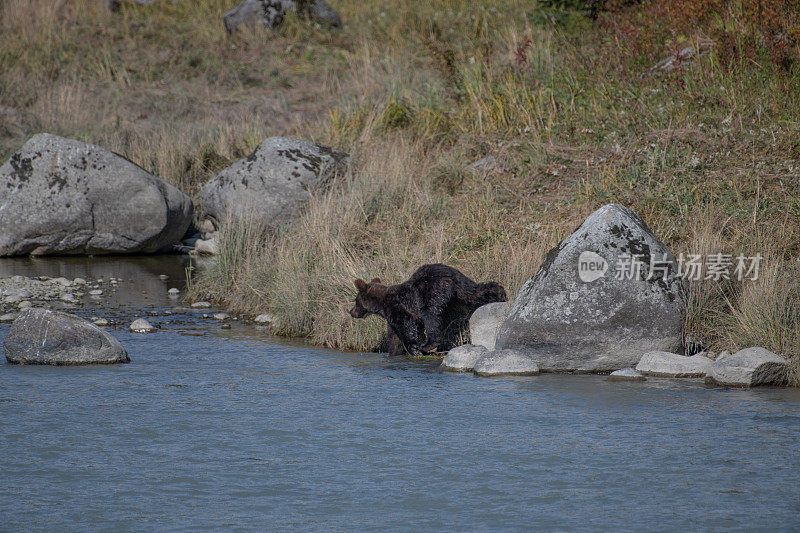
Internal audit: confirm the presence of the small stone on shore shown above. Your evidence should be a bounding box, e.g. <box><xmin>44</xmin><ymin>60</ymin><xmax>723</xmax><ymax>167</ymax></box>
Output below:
<box><xmin>191</xmin><ymin>301</ymin><xmax>211</xmax><ymax>308</ymax></box>
<box><xmin>635</xmin><ymin>351</ymin><xmax>711</xmax><ymax>378</ymax></box>
<box><xmin>89</xmin><ymin>289</ymin><xmax>103</xmax><ymax>296</ymax></box>
<box><xmin>705</xmin><ymin>347</ymin><xmax>789</xmax><ymax>387</ymax></box>
<box><xmin>168</xmin><ymin>288</ymin><xmax>180</xmax><ymax>294</ymax></box>
<box><xmin>254</xmin><ymin>313</ymin><xmax>275</xmax><ymax>324</ymax></box>
<box><xmin>0</xmin><ymin>313</ymin><xmax>18</xmax><ymax>322</ymax></box>
<box><xmin>213</xmin><ymin>313</ymin><xmax>230</xmax><ymax>320</ymax></box>
<box><xmin>93</xmin><ymin>318</ymin><xmax>109</xmax><ymax>326</ymax></box>
<box><xmin>441</xmin><ymin>344</ymin><xmax>487</xmax><ymax>372</ymax></box>
<box><xmin>194</xmin><ymin>237</ymin><xmax>218</xmax><ymax>256</ymax></box>
<box><xmin>473</xmin><ymin>349</ymin><xmax>540</xmax><ymax>377</ymax></box>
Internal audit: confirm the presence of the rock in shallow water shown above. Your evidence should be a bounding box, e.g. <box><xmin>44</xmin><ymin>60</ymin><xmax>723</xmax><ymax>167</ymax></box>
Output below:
<box><xmin>705</xmin><ymin>347</ymin><xmax>789</xmax><ymax>387</ymax></box>
<box><xmin>496</xmin><ymin>203</ymin><xmax>685</xmax><ymax>372</ymax></box>
<box><xmin>129</xmin><ymin>318</ymin><xmax>155</xmax><ymax>333</ymax></box>
<box><xmin>635</xmin><ymin>351</ymin><xmax>712</xmax><ymax>378</ymax></box>
<box><xmin>441</xmin><ymin>344</ymin><xmax>487</xmax><ymax>372</ymax></box>
<box><xmin>473</xmin><ymin>349</ymin><xmax>540</xmax><ymax>377</ymax></box>
<box><xmin>608</xmin><ymin>368</ymin><xmax>646</xmax><ymax>381</ymax></box>
<box><xmin>0</xmin><ymin>134</ymin><xmax>193</xmax><ymax>256</ymax></box>
<box><xmin>4</xmin><ymin>308</ymin><xmax>129</xmax><ymax>365</ymax></box>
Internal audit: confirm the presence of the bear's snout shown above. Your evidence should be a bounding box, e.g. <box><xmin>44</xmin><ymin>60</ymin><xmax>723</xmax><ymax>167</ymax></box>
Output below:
<box><xmin>349</xmin><ymin>306</ymin><xmax>365</xmax><ymax>319</ymax></box>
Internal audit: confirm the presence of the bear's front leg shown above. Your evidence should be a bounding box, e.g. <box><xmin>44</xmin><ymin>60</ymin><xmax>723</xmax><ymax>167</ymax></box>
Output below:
<box><xmin>386</xmin><ymin>310</ymin><xmax>424</xmax><ymax>357</ymax></box>
<box><xmin>386</xmin><ymin>325</ymin><xmax>405</xmax><ymax>357</ymax></box>
<box><xmin>420</xmin><ymin>314</ymin><xmax>444</xmax><ymax>353</ymax></box>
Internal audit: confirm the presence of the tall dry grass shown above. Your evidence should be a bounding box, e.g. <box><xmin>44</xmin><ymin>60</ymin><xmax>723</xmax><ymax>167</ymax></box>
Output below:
<box><xmin>719</xmin><ymin>256</ymin><xmax>800</xmax><ymax>383</ymax></box>
<box><xmin>191</xmin><ymin>121</ymin><xmax>558</xmax><ymax>351</ymax></box>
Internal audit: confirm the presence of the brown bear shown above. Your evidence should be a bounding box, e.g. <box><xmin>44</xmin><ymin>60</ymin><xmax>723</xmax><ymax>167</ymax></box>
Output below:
<box><xmin>349</xmin><ymin>264</ymin><xmax>507</xmax><ymax>357</ymax></box>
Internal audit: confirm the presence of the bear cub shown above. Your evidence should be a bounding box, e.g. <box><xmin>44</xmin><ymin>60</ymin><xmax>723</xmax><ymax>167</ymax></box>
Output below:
<box><xmin>349</xmin><ymin>264</ymin><xmax>507</xmax><ymax>357</ymax></box>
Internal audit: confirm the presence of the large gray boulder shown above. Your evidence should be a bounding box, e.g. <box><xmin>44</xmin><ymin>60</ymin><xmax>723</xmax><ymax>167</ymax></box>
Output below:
<box><xmin>635</xmin><ymin>351</ymin><xmax>712</xmax><ymax>378</ymax></box>
<box><xmin>223</xmin><ymin>0</ymin><xmax>341</xmax><ymax>33</ymax></box>
<box><xmin>440</xmin><ymin>344</ymin><xmax>487</xmax><ymax>372</ymax></box>
<box><xmin>223</xmin><ymin>0</ymin><xmax>285</xmax><ymax>33</ymax></box>
<box><xmin>495</xmin><ymin>203</ymin><xmax>685</xmax><ymax>372</ymax></box>
<box><xmin>0</xmin><ymin>134</ymin><xmax>193</xmax><ymax>256</ymax></box>
<box><xmin>469</xmin><ymin>302</ymin><xmax>509</xmax><ymax>351</ymax></box>
<box><xmin>4</xmin><ymin>308</ymin><xmax>129</xmax><ymax>365</ymax></box>
<box><xmin>473</xmin><ymin>349</ymin><xmax>540</xmax><ymax>377</ymax></box>
<box><xmin>705</xmin><ymin>347</ymin><xmax>789</xmax><ymax>387</ymax></box>
<box><xmin>200</xmin><ymin>137</ymin><xmax>347</xmax><ymax>229</ymax></box>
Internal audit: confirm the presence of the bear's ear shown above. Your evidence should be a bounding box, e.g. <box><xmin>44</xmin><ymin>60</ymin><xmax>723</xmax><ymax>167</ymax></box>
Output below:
<box><xmin>354</xmin><ymin>279</ymin><xmax>367</xmax><ymax>291</ymax></box>
<box><xmin>371</xmin><ymin>277</ymin><xmax>381</xmax><ymax>284</ymax></box>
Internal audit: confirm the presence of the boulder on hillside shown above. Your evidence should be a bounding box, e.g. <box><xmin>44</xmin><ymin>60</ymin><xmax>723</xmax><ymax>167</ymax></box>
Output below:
<box><xmin>223</xmin><ymin>0</ymin><xmax>285</xmax><ymax>33</ymax></box>
<box><xmin>0</xmin><ymin>134</ymin><xmax>193</xmax><ymax>256</ymax></box>
<box><xmin>107</xmin><ymin>0</ymin><xmax>154</xmax><ymax>11</ymax></box>
<box><xmin>705</xmin><ymin>347</ymin><xmax>790</xmax><ymax>387</ymax></box>
<box><xmin>200</xmin><ymin>136</ymin><xmax>347</xmax><ymax>229</ymax></box>
<box><xmin>284</xmin><ymin>0</ymin><xmax>341</xmax><ymax>27</ymax></box>
<box><xmin>635</xmin><ymin>351</ymin><xmax>712</xmax><ymax>378</ymax></box>
<box><xmin>4</xmin><ymin>308</ymin><xmax>129</xmax><ymax>365</ymax></box>
<box><xmin>469</xmin><ymin>301</ymin><xmax>509</xmax><ymax>351</ymax></box>
<box><xmin>440</xmin><ymin>344</ymin><xmax>487</xmax><ymax>372</ymax></box>
<box><xmin>223</xmin><ymin>0</ymin><xmax>341</xmax><ymax>33</ymax></box>
<box><xmin>495</xmin><ymin>203</ymin><xmax>685</xmax><ymax>372</ymax></box>
<box><xmin>650</xmin><ymin>40</ymin><xmax>715</xmax><ymax>74</ymax></box>
<box><xmin>473</xmin><ymin>349</ymin><xmax>540</xmax><ymax>377</ymax></box>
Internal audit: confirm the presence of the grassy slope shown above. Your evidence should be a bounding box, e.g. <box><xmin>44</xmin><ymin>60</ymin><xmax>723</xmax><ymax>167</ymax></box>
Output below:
<box><xmin>1</xmin><ymin>0</ymin><xmax>798</xmax><ymax>380</ymax></box>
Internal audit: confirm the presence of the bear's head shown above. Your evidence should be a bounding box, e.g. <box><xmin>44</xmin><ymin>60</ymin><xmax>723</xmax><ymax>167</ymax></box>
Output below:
<box><xmin>349</xmin><ymin>278</ymin><xmax>386</xmax><ymax>318</ymax></box>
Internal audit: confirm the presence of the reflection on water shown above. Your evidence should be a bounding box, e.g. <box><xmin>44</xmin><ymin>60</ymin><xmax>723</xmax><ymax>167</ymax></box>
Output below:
<box><xmin>0</xmin><ymin>255</ymin><xmax>194</xmax><ymax>309</ymax></box>
<box><xmin>0</xmin><ymin>257</ymin><xmax>799</xmax><ymax>531</ymax></box>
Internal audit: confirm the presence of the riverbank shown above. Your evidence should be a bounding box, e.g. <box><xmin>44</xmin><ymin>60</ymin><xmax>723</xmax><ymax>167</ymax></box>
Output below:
<box><xmin>2</xmin><ymin>1</ymin><xmax>798</xmax><ymax>378</ymax></box>
<box><xmin>184</xmin><ymin>2</ymin><xmax>798</xmax><ymax>373</ymax></box>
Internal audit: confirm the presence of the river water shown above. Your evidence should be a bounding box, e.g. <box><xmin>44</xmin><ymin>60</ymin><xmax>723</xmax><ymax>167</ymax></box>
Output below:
<box><xmin>1</xmin><ymin>257</ymin><xmax>799</xmax><ymax>531</ymax></box>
